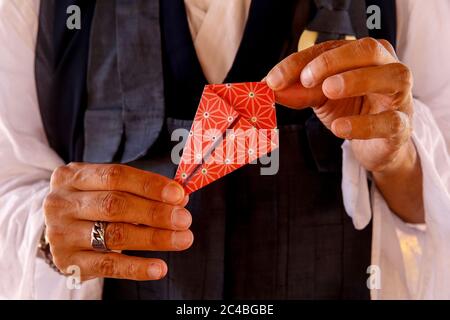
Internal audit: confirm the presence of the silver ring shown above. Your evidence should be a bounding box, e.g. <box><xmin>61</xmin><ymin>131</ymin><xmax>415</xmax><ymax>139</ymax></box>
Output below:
<box><xmin>91</xmin><ymin>221</ymin><xmax>110</xmax><ymax>252</ymax></box>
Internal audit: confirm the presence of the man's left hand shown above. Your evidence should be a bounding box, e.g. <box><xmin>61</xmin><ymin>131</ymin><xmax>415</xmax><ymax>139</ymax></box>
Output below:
<box><xmin>266</xmin><ymin>37</ymin><xmax>415</xmax><ymax>174</ymax></box>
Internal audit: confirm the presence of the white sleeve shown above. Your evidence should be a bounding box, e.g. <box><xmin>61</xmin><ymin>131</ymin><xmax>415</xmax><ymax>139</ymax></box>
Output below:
<box><xmin>341</xmin><ymin>0</ymin><xmax>450</xmax><ymax>299</ymax></box>
<box><xmin>0</xmin><ymin>0</ymin><xmax>102</xmax><ymax>299</ymax></box>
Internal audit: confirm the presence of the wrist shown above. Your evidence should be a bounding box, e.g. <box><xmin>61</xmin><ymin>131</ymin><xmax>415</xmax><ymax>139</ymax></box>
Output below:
<box><xmin>373</xmin><ymin>139</ymin><xmax>418</xmax><ymax>178</ymax></box>
<box><xmin>371</xmin><ymin>139</ymin><xmax>425</xmax><ymax>224</ymax></box>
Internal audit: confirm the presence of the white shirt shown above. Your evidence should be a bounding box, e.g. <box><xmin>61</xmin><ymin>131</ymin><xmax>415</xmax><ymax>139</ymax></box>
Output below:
<box><xmin>0</xmin><ymin>0</ymin><xmax>449</xmax><ymax>300</ymax></box>
<box><xmin>185</xmin><ymin>0</ymin><xmax>251</xmax><ymax>83</ymax></box>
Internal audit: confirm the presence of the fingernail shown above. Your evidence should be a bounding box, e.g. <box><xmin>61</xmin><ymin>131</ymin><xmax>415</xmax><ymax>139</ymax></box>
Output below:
<box><xmin>148</xmin><ymin>263</ymin><xmax>162</xmax><ymax>279</ymax></box>
<box><xmin>161</xmin><ymin>182</ymin><xmax>184</xmax><ymax>204</ymax></box>
<box><xmin>324</xmin><ymin>75</ymin><xmax>343</xmax><ymax>96</ymax></box>
<box><xmin>173</xmin><ymin>231</ymin><xmax>193</xmax><ymax>250</ymax></box>
<box><xmin>301</xmin><ymin>65</ymin><xmax>314</xmax><ymax>88</ymax></box>
<box><xmin>266</xmin><ymin>67</ymin><xmax>284</xmax><ymax>90</ymax></box>
<box><xmin>172</xmin><ymin>207</ymin><xmax>192</xmax><ymax>229</ymax></box>
<box><xmin>335</xmin><ymin>120</ymin><xmax>352</xmax><ymax>138</ymax></box>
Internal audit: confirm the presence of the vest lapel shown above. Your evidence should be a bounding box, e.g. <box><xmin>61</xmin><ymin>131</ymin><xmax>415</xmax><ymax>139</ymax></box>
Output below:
<box><xmin>115</xmin><ymin>0</ymin><xmax>165</xmax><ymax>162</ymax></box>
<box><xmin>84</xmin><ymin>0</ymin><xmax>165</xmax><ymax>163</ymax></box>
<box><xmin>36</xmin><ymin>0</ymin><xmax>96</xmax><ymax>163</ymax></box>
<box><xmin>84</xmin><ymin>0</ymin><xmax>123</xmax><ymax>163</ymax></box>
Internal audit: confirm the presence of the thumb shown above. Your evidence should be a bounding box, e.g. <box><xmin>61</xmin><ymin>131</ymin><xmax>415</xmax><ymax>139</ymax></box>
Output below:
<box><xmin>274</xmin><ymin>83</ymin><xmax>327</xmax><ymax>110</ymax></box>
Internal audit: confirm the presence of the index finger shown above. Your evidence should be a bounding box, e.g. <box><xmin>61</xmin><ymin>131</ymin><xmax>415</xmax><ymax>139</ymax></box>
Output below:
<box><xmin>266</xmin><ymin>40</ymin><xmax>348</xmax><ymax>91</ymax></box>
<box><xmin>64</xmin><ymin>163</ymin><xmax>186</xmax><ymax>205</ymax></box>
<box><xmin>300</xmin><ymin>38</ymin><xmax>397</xmax><ymax>88</ymax></box>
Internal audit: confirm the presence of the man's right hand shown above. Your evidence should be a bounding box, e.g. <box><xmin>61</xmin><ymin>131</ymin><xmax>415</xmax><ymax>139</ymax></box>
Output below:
<box><xmin>43</xmin><ymin>163</ymin><xmax>193</xmax><ymax>281</ymax></box>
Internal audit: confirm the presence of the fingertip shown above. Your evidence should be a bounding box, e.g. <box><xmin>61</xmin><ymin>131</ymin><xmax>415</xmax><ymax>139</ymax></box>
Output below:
<box><xmin>148</xmin><ymin>260</ymin><xmax>168</xmax><ymax>280</ymax></box>
<box><xmin>171</xmin><ymin>207</ymin><xmax>192</xmax><ymax>230</ymax></box>
<box><xmin>300</xmin><ymin>65</ymin><xmax>314</xmax><ymax>88</ymax></box>
<box><xmin>322</xmin><ymin>75</ymin><xmax>344</xmax><ymax>99</ymax></box>
<box><xmin>332</xmin><ymin>118</ymin><xmax>352</xmax><ymax>139</ymax></box>
<box><xmin>161</xmin><ymin>182</ymin><xmax>185</xmax><ymax>204</ymax></box>
<box><xmin>160</xmin><ymin>261</ymin><xmax>168</xmax><ymax>279</ymax></box>
<box><xmin>187</xmin><ymin>230</ymin><xmax>195</xmax><ymax>249</ymax></box>
<box><xmin>147</xmin><ymin>262</ymin><xmax>163</xmax><ymax>279</ymax></box>
<box><xmin>266</xmin><ymin>67</ymin><xmax>285</xmax><ymax>90</ymax></box>
<box><xmin>172</xmin><ymin>230</ymin><xmax>194</xmax><ymax>250</ymax></box>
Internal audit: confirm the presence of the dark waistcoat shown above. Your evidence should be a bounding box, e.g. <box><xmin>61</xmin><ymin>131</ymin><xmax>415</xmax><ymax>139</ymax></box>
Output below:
<box><xmin>35</xmin><ymin>0</ymin><xmax>397</xmax><ymax>299</ymax></box>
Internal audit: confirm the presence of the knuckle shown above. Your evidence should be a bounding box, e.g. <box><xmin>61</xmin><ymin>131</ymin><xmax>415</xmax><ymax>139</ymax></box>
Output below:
<box><xmin>360</xmin><ymin>37</ymin><xmax>380</xmax><ymax>51</ymax></box>
<box><xmin>43</xmin><ymin>192</ymin><xmax>71</xmax><ymax>217</ymax></box>
<box><xmin>142</xmin><ymin>176</ymin><xmax>155</xmax><ymax>195</ymax></box>
<box><xmin>45</xmin><ymin>226</ymin><xmax>68</xmax><ymax>251</ymax></box>
<box><xmin>315</xmin><ymin>40</ymin><xmax>342</xmax><ymax>56</ymax></box>
<box><xmin>98</xmin><ymin>165</ymin><xmax>123</xmax><ymax>189</ymax></box>
<box><xmin>50</xmin><ymin>165</ymin><xmax>71</xmax><ymax>188</ymax></box>
<box><xmin>45</xmin><ymin>226</ymin><xmax>62</xmax><ymax>244</ymax></box>
<box><xmin>146</xmin><ymin>229</ymin><xmax>158</xmax><ymax>247</ymax></box>
<box><xmin>146</xmin><ymin>202</ymin><xmax>165</xmax><ymax>225</ymax></box>
<box><xmin>358</xmin><ymin>37</ymin><xmax>383</xmax><ymax>59</ymax></box>
<box><xmin>277</xmin><ymin>53</ymin><xmax>296</xmax><ymax>73</ymax></box>
<box><xmin>67</xmin><ymin>162</ymin><xmax>83</xmax><ymax>169</ymax></box>
<box><xmin>318</xmin><ymin>53</ymin><xmax>332</xmax><ymax>74</ymax></box>
<box><xmin>287</xmin><ymin>52</ymin><xmax>302</xmax><ymax>67</ymax></box>
<box><xmin>99</xmin><ymin>191</ymin><xmax>126</xmax><ymax>218</ymax></box>
<box><xmin>394</xmin><ymin>63</ymin><xmax>413</xmax><ymax>88</ymax></box>
<box><xmin>379</xmin><ymin>39</ymin><xmax>395</xmax><ymax>53</ymax></box>
<box><xmin>389</xmin><ymin>111</ymin><xmax>408</xmax><ymax>134</ymax></box>
<box><xmin>105</xmin><ymin>223</ymin><xmax>128</xmax><ymax>248</ymax></box>
<box><xmin>43</xmin><ymin>192</ymin><xmax>61</xmax><ymax>214</ymax></box>
<box><xmin>125</xmin><ymin>262</ymin><xmax>138</xmax><ymax>279</ymax></box>
<box><xmin>94</xmin><ymin>256</ymin><xmax>118</xmax><ymax>278</ymax></box>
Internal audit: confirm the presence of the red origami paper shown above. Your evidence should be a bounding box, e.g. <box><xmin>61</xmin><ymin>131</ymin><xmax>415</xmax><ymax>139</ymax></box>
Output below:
<box><xmin>174</xmin><ymin>82</ymin><xmax>279</xmax><ymax>194</ymax></box>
